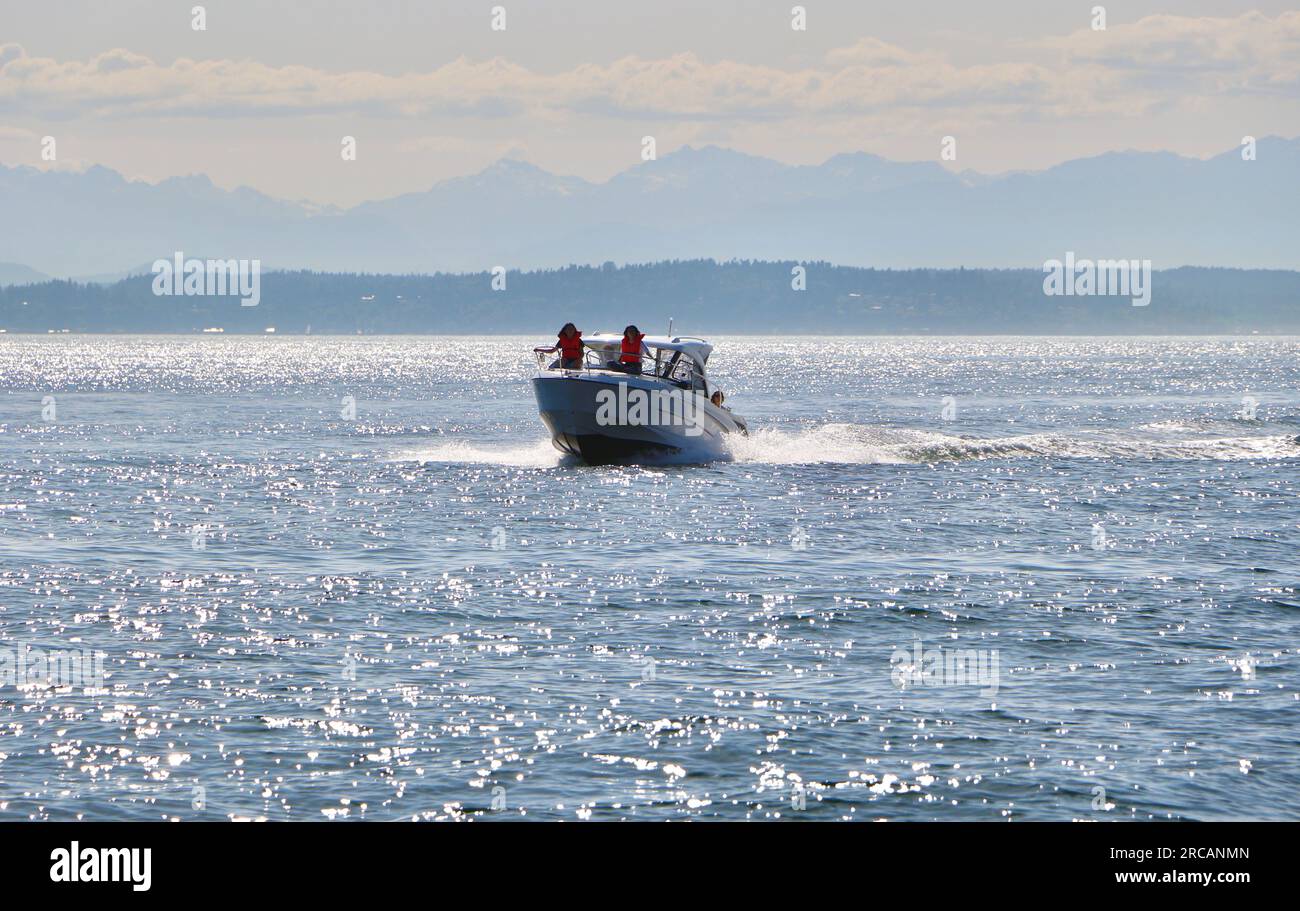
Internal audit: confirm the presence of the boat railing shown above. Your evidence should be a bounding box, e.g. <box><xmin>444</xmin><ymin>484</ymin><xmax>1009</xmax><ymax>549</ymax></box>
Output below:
<box><xmin>534</xmin><ymin>346</ymin><xmax>673</xmax><ymax>379</ymax></box>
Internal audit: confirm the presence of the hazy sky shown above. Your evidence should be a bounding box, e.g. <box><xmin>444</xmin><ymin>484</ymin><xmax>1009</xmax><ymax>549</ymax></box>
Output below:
<box><xmin>2</xmin><ymin>1</ymin><xmax>1298</xmax><ymax>206</ymax></box>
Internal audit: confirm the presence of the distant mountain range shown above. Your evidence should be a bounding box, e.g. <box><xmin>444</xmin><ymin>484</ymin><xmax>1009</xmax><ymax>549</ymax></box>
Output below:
<box><xmin>0</xmin><ymin>262</ymin><xmax>50</xmax><ymax>286</ymax></box>
<box><xmin>2</xmin><ymin>138</ymin><xmax>1298</xmax><ymax>279</ymax></box>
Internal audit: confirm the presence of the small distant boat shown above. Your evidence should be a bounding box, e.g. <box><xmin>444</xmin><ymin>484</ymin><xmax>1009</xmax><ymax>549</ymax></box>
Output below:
<box><xmin>202</xmin><ymin>327</ymin><xmax>224</xmax><ymax>333</ymax></box>
<box><xmin>264</xmin><ymin>327</ymin><xmax>276</xmax><ymax>334</ymax></box>
<box><xmin>532</xmin><ymin>333</ymin><xmax>747</xmax><ymax>465</ymax></box>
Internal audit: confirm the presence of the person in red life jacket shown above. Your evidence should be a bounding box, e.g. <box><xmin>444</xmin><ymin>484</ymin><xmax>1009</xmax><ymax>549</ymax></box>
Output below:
<box><xmin>618</xmin><ymin>325</ymin><xmax>648</xmax><ymax>375</ymax></box>
<box><xmin>555</xmin><ymin>323</ymin><xmax>584</xmax><ymax>369</ymax></box>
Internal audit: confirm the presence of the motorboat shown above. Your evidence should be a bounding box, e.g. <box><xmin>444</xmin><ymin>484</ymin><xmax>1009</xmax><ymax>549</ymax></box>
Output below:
<box><xmin>532</xmin><ymin>332</ymin><xmax>747</xmax><ymax>465</ymax></box>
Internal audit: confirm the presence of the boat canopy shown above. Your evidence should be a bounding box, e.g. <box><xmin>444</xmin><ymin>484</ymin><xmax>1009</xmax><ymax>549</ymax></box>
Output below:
<box><xmin>581</xmin><ymin>333</ymin><xmax>713</xmax><ymax>367</ymax></box>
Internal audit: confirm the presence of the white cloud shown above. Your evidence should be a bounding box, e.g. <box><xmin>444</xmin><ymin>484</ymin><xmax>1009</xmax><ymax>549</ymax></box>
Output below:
<box><xmin>0</xmin><ymin>12</ymin><xmax>1295</xmax><ymax>127</ymax></box>
<box><xmin>1044</xmin><ymin>11</ymin><xmax>1300</xmax><ymax>92</ymax></box>
<box><xmin>824</xmin><ymin>37</ymin><xmax>940</xmax><ymax>69</ymax></box>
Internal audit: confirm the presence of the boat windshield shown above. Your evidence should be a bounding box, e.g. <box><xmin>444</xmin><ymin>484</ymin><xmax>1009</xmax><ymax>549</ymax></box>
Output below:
<box><xmin>657</xmin><ymin>350</ymin><xmax>705</xmax><ymax>388</ymax></box>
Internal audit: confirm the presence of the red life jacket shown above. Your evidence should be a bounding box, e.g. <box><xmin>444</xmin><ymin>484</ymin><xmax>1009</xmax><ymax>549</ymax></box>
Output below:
<box><xmin>620</xmin><ymin>333</ymin><xmax>644</xmax><ymax>363</ymax></box>
<box><xmin>557</xmin><ymin>331</ymin><xmax>582</xmax><ymax>360</ymax></box>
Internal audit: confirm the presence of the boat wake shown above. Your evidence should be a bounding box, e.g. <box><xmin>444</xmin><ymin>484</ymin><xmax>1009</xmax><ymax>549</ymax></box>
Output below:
<box><xmin>390</xmin><ymin>423</ymin><xmax>1299</xmax><ymax>468</ymax></box>
<box><xmin>391</xmin><ymin>437</ymin><xmax>730</xmax><ymax>468</ymax></box>
<box><xmin>391</xmin><ymin>439</ymin><xmax>567</xmax><ymax>468</ymax></box>
<box><xmin>728</xmin><ymin>422</ymin><xmax>1300</xmax><ymax>465</ymax></box>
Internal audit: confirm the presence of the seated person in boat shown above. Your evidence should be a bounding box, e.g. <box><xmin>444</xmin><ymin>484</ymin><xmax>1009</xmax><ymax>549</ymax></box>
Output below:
<box><xmin>616</xmin><ymin>325</ymin><xmax>648</xmax><ymax>375</ymax></box>
<box><xmin>555</xmin><ymin>323</ymin><xmax>584</xmax><ymax>369</ymax></box>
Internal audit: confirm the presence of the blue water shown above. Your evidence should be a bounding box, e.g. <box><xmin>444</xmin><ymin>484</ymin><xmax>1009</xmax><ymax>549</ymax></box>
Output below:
<box><xmin>1</xmin><ymin>335</ymin><xmax>1297</xmax><ymax>820</ymax></box>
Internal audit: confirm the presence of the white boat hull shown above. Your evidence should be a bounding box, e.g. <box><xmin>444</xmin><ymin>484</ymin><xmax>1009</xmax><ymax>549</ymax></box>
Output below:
<box><xmin>533</xmin><ymin>373</ymin><xmax>746</xmax><ymax>465</ymax></box>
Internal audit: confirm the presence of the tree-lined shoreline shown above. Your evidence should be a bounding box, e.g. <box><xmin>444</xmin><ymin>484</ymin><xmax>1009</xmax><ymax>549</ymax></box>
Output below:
<box><xmin>1</xmin><ymin>260</ymin><xmax>1297</xmax><ymax>334</ymax></box>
